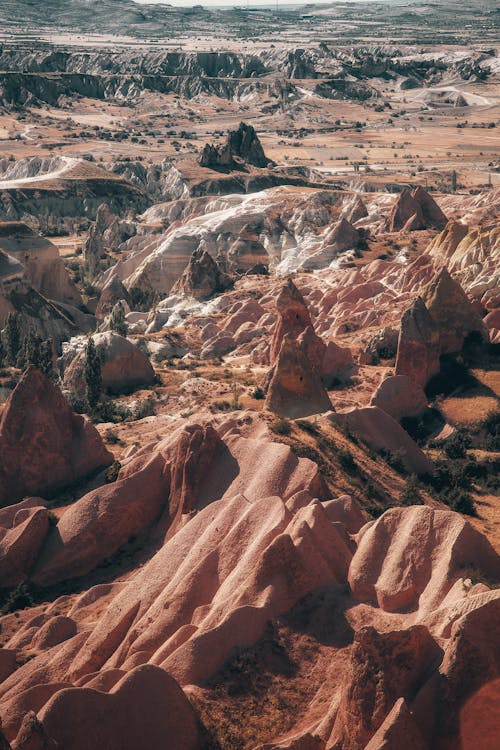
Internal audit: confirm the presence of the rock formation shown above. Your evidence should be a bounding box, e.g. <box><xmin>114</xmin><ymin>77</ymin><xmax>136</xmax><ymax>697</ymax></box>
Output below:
<box><xmin>171</xmin><ymin>247</ymin><xmax>232</xmax><ymax>300</ymax></box>
<box><xmin>84</xmin><ymin>203</ymin><xmax>133</xmax><ymax>278</ymax></box>
<box><xmin>0</xmin><ymin>503</ymin><xmax>49</xmax><ymax>588</ymax></box>
<box><xmin>95</xmin><ymin>274</ymin><xmax>131</xmax><ymax>320</ymax></box>
<box><xmin>395</xmin><ymin>297</ymin><xmax>441</xmax><ymax>388</ymax></box>
<box><xmin>265</xmin><ymin>332</ymin><xmax>333</xmax><ymax>418</ymax></box>
<box><xmin>370</xmin><ymin>374</ymin><xmax>427</xmax><ymax>422</ymax></box>
<box><xmin>421</xmin><ymin>267</ymin><xmax>488</xmax><ymax>353</ymax></box>
<box><xmin>387</xmin><ymin>188</ymin><xmax>447</xmax><ymax>232</ymax></box>
<box><xmin>349</xmin><ymin>506</ymin><xmax>499</xmax><ymax>613</ymax></box>
<box><xmin>0</xmin><ymin>368</ymin><xmax>113</xmax><ymax>507</ymax></box>
<box><xmin>270</xmin><ymin>279</ymin><xmax>321</xmax><ymax>366</ymax></box>
<box><xmin>326</xmin><ymin>407</ymin><xmax>432</xmax><ymax>475</ymax></box>
<box><xmin>427</xmin><ymin>219</ymin><xmax>469</xmax><ymax>260</ymax></box>
<box><xmin>199</xmin><ymin>122</ymin><xmax>272</xmax><ymax>170</ymax></box>
<box><xmin>0</xmin><ymin>222</ymin><xmax>81</xmax><ymax>306</ymax></box>
<box><xmin>38</xmin><ymin>665</ymin><xmax>202</xmax><ymax>750</ymax></box>
<box><xmin>63</xmin><ymin>332</ymin><xmax>154</xmax><ymax>396</ymax></box>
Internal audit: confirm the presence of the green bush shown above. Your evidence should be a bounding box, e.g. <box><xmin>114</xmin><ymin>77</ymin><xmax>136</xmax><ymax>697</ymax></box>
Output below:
<box><xmin>1</xmin><ymin>583</ymin><xmax>34</xmax><ymax>614</ymax></box>
<box><xmin>399</xmin><ymin>475</ymin><xmax>424</xmax><ymax>506</ymax></box>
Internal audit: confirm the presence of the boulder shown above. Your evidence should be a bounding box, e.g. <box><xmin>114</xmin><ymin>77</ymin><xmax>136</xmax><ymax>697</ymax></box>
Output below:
<box><xmin>0</xmin><ymin>368</ymin><xmax>113</xmax><ymax>508</ymax></box>
<box><xmin>266</xmin><ymin>332</ymin><xmax>333</xmax><ymax>419</ymax></box>
<box><xmin>0</xmin><ymin>506</ymin><xmax>49</xmax><ymax>588</ymax></box>
<box><xmin>326</xmin><ymin>407</ymin><xmax>432</xmax><ymax>475</ymax></box>
<box><xmin>421</xmin><ymin>268</ymin><xmax>488</xmax><ymax>353</ymax></box>
<box><xmin>171</xmin><ymin>247</ymin><xmax>232</xmax><ymax>301</ymax></box>
<box><xmin>32</xmin><ymin>451</ymin><xmax>169</xmax><ymax>587</ymax></box>
<box><xmin>37</xmin><ymin>665</ymin><xmax>202</xmax><ymax>750</ymax></box>
<box><xmin>95</xmin><ymin>275</ymin><xmax>131</xmax><ymax>320</ymax></box>
<box><xmin>331</xmin><ymin>625</ymin><xmax>441</xmax><ymax>750</ymax></box>
<box><xmin>395</xmin><ymin>297</ymin><xmax>440</xmax><ymax>388</ymax></box>
<box><xmin>349</xmin><ymin>506</ymin><xmax>500</xmax><ymax>614</ymax></box>
<box><xmin>63</xmin><ymin>332</ymin><xmax>154</xmax><ymax>396</ymax></box>
<box><xmin>370</xmin><ymin>375</ymin><xmax>427</xmax><ymax>422</ymax></box>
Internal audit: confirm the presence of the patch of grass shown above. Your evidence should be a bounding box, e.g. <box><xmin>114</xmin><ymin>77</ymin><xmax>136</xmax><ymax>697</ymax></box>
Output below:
<box><xmin>338</xmin><ymin>447</ymin><xmax>357</xmax><ymax>472</ymax></box>
<box><xmin>296</xmin><ymin>419</ymin><xmax>319</xmax><ymax>435</ymax></box>
<box><xmin>270</xmin><ymin>418</ymin><xmax>292</xmax><ymax>436</ymax></box>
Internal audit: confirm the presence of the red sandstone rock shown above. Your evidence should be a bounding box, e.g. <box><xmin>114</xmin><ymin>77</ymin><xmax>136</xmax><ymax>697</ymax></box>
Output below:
<box><xmin>349</xmin><ymin>506</ymin><xmax>500</xmax><ymax>614</ymax></box>
<box><xmin>326</xmin><ymin>407</ymin><xmax>432</xmax><ymax>475</ymax></box>
<box><xmin>32</xmin><ymin>451</ymin><xmax>169</xmax><ymax>587</ymax></box>
<box><xmin>0</xmin><ymin>368</ymin><xmax>113</xmax><ymax>508</ymax></box>
<box><xmin>363</xmin><ymin>698</ymin><xmax>429</xmax><ymax>750</ymax></box>
<box><xmin>0</xmin><ymin>506</ymin><xmax>49</xmax><ymax>588</ymax></box>
<box><xmin>171</xmin><ymin>247</ymin><xmax>232</xmax><ymax>300</ymax></box>
<box><xmin>370</xmin><ymin>374</ymin><xmax>427</xmax><ymax>421</ymax></box>
<box><xmin>37</xmin><ymin>665</ymin><xmax>201</xmax><ymax>750</ymax></box>
<box><xmin>269</xmin><ymin>279</ymin><xmax>324</xmax><ymax>367</ymax></box>
<box><xmin>32</xmin><ymin>617</ymin><xmax>77</xmax><ymax>650</ymax></box>
<box><xmin>331</xmin><ymin>625</ymin><xmax>440</xmax><ymax>750</ymax></box>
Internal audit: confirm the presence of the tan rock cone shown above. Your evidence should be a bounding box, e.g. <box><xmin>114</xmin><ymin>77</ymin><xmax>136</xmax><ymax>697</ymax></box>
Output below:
<box><xmin>395</xmin><ymin>297</ymin><xmax>441</xmax><ymax>388</ymax></box>
<box><xmin>421</xmin><ymin>267</ymin><xmax>488</xmax><ymax>353</ymax></box>
<box><xmin>266</xmin><ymin>332</ymin><xmax>333</xmax><ymax>419</ymax></box>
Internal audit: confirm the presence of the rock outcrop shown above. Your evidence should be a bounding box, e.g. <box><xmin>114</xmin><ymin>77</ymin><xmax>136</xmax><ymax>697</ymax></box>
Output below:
<box><xmin>171</xmin><ymin>247</ymin><xmax>232</xmax><ymax>300</ymax></box>
<box><xmin>326</xmin><ymin>407</ymin><xmax>432</xmax><ymax>475</ymax></box>
<box><xmin>427</xmin><ymin>219</ymin><xmax>469</xmax><ymax>261</ymax></box>
<box><xmin>0</xmin><ymin>222</ymin><xmax>81</xmax><ymax>306</ymax></box>
<box><xmin>63</xmin><ymin>332</ymin><xmax>154</xmax><ymax>396</ymax></box>
<box><xmin>266</xmin><ymin>332</ymin><xmax>333</xmax><ymax>419</ymax></box>
<box><xmin>0</xmin><ymin>504</ymin><xmax>49</xmax><ymax>588</ymax></box>
<box><xmin>38</xmin><ymin>665</ymin><xmax>202</xmax><ymax>750</ymax></box>
<box><xmin>95</xmin><ymin>275</ymin><xmax>131</xmax><ymax>320</ymax></box>
<box><xmin>199</xmin><ymin>122</ymin><xmax>272</xmax><ymax>170</ymax></box>
<box><xmin>421</xmin><ymin>267</ymin><xmax>488</xmax><ymax>353</ymax></box>
<box><xmin>370</xmin><ymin>374</ymin><xmax>427</xmax><ymax>422</ymax></box>
<box><xmin>84</xmin><ymin>203</ymin><xmax>134</xmax><ymax>278</ymax></box>
<box><xmin>395</xmin><ymin>297</ymin><xmax>441</xmax><ymax>388</ymax></box>
<box><xmin>387</xmin><ymin>188</ymin><xmax>447</xmax><ymax>232</ymax></box>
<box><xmin>332</xmin><ymin>625</ymin><xmax>441</xmax><ymax>750</ymax></box>
<box><xmin>0</xmin><ymin>368</ymin><xmax>113</xmax><ymax>507</ymax></box>
<box><xmin>348</xmin><ymin>506</ymin><xmax>499</xmax><ymax>613</ymax></box>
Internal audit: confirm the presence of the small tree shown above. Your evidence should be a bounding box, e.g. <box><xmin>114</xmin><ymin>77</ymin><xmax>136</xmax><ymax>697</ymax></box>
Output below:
<box><xmin>39</xmin><ymin>339</ymin><xmax>55</xmax><ymax>379</ymax></box>
<box><xmin>110</xmin><ymin>301</ymin><xmax>127</xmax><ymax>336</ymax></box>
<box><xmin>84</xmin><ymin>336</ymin><xmax>102</xmax><ymax>409</ymax></box>
<box><xmin>451</xmin><ymin>170</ymin><xmax>457</xmax><ymax>193</ymax></box>
<box><xmin>2</xmin><ymin>312</ymin><xmax>21</xmax><ymax>366</ymax></box>
<box><xmin>21</xmin><ymin>328</ymin><xmax>42</xmax><ymax>370</ymax></box>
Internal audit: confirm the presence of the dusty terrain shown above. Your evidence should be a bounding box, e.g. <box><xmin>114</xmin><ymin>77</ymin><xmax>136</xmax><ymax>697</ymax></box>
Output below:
<box><xmin>0</xmin><ymin>2</ymin><xmax>498</xmax><ymax>749</ymax></box>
